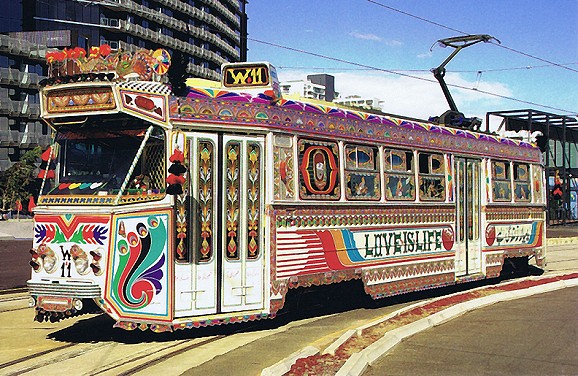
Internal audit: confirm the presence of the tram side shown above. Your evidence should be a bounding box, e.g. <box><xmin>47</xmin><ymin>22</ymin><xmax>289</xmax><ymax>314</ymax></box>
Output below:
<box><xmin>261</xmin><ymin>131</ymin><xmax>545</xmax><ymax>313</ymax></box>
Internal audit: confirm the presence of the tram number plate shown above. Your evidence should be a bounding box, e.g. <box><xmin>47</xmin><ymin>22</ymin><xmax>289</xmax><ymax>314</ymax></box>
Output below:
<box><xmin>37</xmin><ymin>296</ymin><xmax>73</xmax><ymax>312</ymax></box>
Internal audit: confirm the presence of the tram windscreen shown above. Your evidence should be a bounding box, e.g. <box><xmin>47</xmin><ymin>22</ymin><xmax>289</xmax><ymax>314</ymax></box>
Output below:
<box><xmin>42</xmin><ymin>125</ymin><xmax>162</xmax><ymax>197</ymax></box>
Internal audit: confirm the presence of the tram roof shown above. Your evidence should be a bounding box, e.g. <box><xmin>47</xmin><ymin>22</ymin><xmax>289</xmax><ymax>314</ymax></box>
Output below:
<box><xmin>170</xmin><ymin>83</ymin><xmax>543</xmax><ymax>163</ymax></box>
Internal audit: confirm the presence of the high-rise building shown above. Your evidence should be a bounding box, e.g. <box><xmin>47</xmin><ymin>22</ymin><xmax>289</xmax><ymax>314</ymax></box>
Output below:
<box><xmin>0</xmin><ymin>0</ymin><xmax>248</xmax><ymax>169</ymax></box>
<box><xmin>0</xmin><ymin>33</ymin><xmax>50</xmax><ymax>170</ymax></box>
<box><xmin>280</xmin><ymin>79</ymin><xmax>327</xmax><ymax>101</ymax></box>
<box><xmin>279</xmin><ymin>74</ymin><xmax>339</xmax><ymax>102</ymax></box>
<box><xmin>307</xmin><ymin>74</ymin><xmax>335</xmax><ymax>102</ymax></box>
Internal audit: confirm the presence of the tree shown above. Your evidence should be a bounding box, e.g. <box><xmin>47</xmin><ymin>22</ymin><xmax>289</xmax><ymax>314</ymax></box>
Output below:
<box><xmin>0</xmin><ymin>146</ymin><xmax>41</xmax><ymax>213</ymax></box>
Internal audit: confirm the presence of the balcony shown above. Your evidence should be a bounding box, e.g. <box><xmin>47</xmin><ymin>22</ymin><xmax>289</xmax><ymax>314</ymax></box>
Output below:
<box><xmin>0</xmin><ymin>98</ymin><xmax>40</xmax><ymax>119</ymax></box>
<box><xmin>0</xmin><ymin>146</ymin><xmax>8</xmax><ymax>165</ymax></box>
<box><xmin>27</xmin><ymin>44</ymin><xmax>48</xmax><ymax>61</ymax></box>
<box><xmin>100</xmin><ymin>17</ymin><xmax>121</xmax><ymax>29</ymax></box>
<box><xmin>186</xmin><ymin>62</ymin><xmax>220</xmax><ymax>81</ymax></box>
<box><xmin>23</xmin><ymin>103</ymin><xmax>41</xmax><ymax>119</ymax></box>
<box><xmin>101</xmin><ymin>39</ymin><xmax>120</xmax><ymax>50</ymax></box>
<box><xmin>0</xmin><ymin>117</ymin><xmax>10</xmax><ymax>146</ymax></box>
<box><xmin>9</xmin><ymin>101</ymin><xmax>22</xmax><ymax>117</ymax></box>
<box><xmin>201</xmin><ymin>0</ymin><xmax>238</xmax><ymax>26</ymax></box>
<box><xmin>38</xmin><ymin>133</ymin><xmax>52</xmax><ymax>147</ymax></box>
<box><xmin>0</xmin><ymin>98</ymin><xmax>11</xmax><ymax>114</ymax></box>
<box><xmin>118</xmin><ymin>40</ymin><xmax>139</xmax><ymax>53</ymax></box>
<box><xmin>0</xmin><ymin>67</ymin><xmax>20</xmax><ymax>86</ymax></box>
<box><xmin>0</xmin><ymin>35</ymin><xmax>45</xmax><ymax>60</ymax></box>
<box><xmin>10</xmin><ymin>130</ymin><xmax>19</xmax><ymax>146</ymax></box>
<box><xmin>20</xmin><ymin>72</ymin><xmax>41</xmax><ymax>89</ymax></box>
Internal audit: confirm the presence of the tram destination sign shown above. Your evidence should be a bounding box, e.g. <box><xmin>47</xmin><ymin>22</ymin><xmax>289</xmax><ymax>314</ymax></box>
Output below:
<box><xmin>223</xmin><ymin>63</ymin><xmax>270</xmax><ymax>88</ymax></box>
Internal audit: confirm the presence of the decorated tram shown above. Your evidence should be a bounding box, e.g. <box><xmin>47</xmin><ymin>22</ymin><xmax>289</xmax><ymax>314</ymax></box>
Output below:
<box><xmin>28</xmin><ymin>46</ymin><xmax>546</xmax><ymax>332</ymax></box>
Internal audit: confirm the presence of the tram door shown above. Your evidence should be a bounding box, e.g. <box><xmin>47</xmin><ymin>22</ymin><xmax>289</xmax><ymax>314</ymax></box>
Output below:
<box><xmin>455</xmin><ymin>158</ymin><xmax>482</xmax><ymax>276</ymax></box>
<box><xmin>175</xmin><ymin>134</ymin><xmax>265</xmax><ymax>317</ymax></box>
<box><xmin>220</xmin><ymin>135</ymin><xmax>265</xmax><ymax>313</ymax></box>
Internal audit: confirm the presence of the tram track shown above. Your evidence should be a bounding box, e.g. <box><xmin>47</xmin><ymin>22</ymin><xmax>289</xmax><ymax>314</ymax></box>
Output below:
<box><xmin>0</xmin><ymin>316</ymin><xmax>264</xmax><ymax>376</ymax></box>
<box><xmin>0</xmin><ymin>343</ymin><xmax>81</xmax><ymax>374</ymax></box>
<box><xmin>0</xmin><ymin>293</ymin><xmax>30</xmax><ymax>313</ymax></box>
<box><xmin>88</xmin><ymin>320</ymin><xmax>270</xmax><ymax>376</ymax></box>
<box><xmin>90</xmin><ymin>335</ymin><xmax>227</xmax><ymax>376</ymax></box>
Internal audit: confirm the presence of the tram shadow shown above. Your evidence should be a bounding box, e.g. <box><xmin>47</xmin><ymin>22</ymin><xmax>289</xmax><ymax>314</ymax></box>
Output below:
<box><xmin>48</xmin><ymin>263</ymin><xmax>543</xmax><ymax>344</ymax></box>
<box><xmin>47</xmin><ymin>311</ymin><xmax>294</xmax><ymax>344</ymax></box>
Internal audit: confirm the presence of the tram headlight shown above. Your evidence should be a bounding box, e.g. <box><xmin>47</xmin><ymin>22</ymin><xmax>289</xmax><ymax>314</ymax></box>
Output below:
<box><xmin>42</xmin><ymin>255</ymin><xmax>58</xmax><ymax>274</ymax></box>
<box><xmin>73</xmin><ymin>299</ymin><xmax>83</xmax><ymax>311</ymax></box>
<box><xmin>74</xmin><ymin>257</ymin><xmax>90</xmax><ymax>275</ymax></box>
<box><xmin>28</xmin><ymin>297</ymin><xmax>36</xmax><ymax>308</ymax></box>
<box><xmin>71</xmin><ymin>245</ymin><xmax>90</xmax><ymax>275</ymax></box>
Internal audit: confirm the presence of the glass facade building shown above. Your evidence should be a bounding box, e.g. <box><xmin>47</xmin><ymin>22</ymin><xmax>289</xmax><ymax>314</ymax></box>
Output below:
<box><xmin>0</xmin><ymin>0</ymin><xmax>248</xmax><ymax>169</ymax></box>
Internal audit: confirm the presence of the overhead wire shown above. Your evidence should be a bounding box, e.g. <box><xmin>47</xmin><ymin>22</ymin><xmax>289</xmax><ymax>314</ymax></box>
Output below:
<box><xmin>366</xmin><ymin>0</ymin><xmax>578</xmax><ymax>74</ymax></box>
<box><xmin>248</xmin><ymin>37</ymin><xmax>576</xmax><ymax>114</ymax></box>
<box><xmin>276</xmin><ymin>63</ymin><xmax>578</xmax><ymax>74</ymax></box>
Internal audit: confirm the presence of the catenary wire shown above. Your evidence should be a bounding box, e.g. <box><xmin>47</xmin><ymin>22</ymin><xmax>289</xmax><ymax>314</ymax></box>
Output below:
<box><xmin>248</xmin><ymin>37</ymin><xmax>576</xmax><ymax>115</ymax></box>
<box><xmin>366</xmin><ymin>0</ymin><xmax>578</xmax><ymax>74</ymax></box>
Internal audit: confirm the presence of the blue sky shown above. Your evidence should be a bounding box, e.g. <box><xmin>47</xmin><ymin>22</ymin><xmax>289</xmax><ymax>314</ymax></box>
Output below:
<box><xmin>246</xmin><ymin>0</ymin><xmax>578</xmax><ymax>127</ymax></box>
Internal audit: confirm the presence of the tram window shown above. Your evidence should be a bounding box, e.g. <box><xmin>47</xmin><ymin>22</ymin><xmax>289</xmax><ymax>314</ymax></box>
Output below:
<box><xmin>513</xmin><ymin>163</ymin><xmax>531</xmax><ymax>202</ymax></box>
<box><xmin>384</xmin><ymin>149</ymin><xmax>415</xmax><ymax>201</ymax></box>
<box><xmin>47</xmin><ymin>126</ymin><xmax>165</xmax><ymax>200</ymax></box>
<box><xmin>532</xmin><ymin>165</ymin><xmax>543</xmax><ymax>203</ymax></box>
<box><xmin>417</xmin><ymin>152</ymin><xmax>445</xmax><ymax>201</ymax></box>
<box><xmin>345</xmin><ymin>144</ymin><xmax>380</xmax><ymax>200</ymax></box>
<box><xmin>126</xmin><ymin>127</ymin><xmax>166</xmax><ymax>196</ymax></box>
<box><xmin>273</xmin><ymin>135</ymin><xmax>295</xmax><ymax>201</ymax></box>
<box><xmin>298</xmin><ymin>139</ymin><xmax>340</xmax><ymax>200</ymax></box>
<box><xmin>492</xmin><ymin>160</ymin><xmax>512</xmax><ymax>202</ymax></box>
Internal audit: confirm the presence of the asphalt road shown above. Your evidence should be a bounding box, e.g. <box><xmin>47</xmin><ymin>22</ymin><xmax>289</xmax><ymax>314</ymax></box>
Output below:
<box><xmin>365</xmin><ymin>286</ymin><xmax>578</xmax><ymax>376</ymax></box>
<box><xmin>0</xmin><ymin>239</ymin><xmax>30</xmax><ymax>290</ymax></box>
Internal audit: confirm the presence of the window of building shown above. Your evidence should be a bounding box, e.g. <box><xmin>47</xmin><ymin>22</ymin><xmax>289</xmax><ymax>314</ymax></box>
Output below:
<box><xmin>384</xmin><ymin>148</ymin><xmax>415</xmax><ymax>201</ymax></box>
<box><xmin>492</xmin><ymin>160</ymin><xmax>512</xmax><ymax>201</ymax></box>
<box><xmin>418</xmin><ymin>152</ymin><xmax>445</xmax><ymax>201</ymax></box>
<box><xmin>345</xmin><ymin>144</ymin><xmax>380</xmax><ymax>200</ymax></box>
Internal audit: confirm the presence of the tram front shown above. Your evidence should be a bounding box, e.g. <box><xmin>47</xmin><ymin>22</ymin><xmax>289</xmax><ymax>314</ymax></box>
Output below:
<box><xmin>28</xmin><ymin>48</ymin><xmax>177</xmax><ymax>331</ymax></box>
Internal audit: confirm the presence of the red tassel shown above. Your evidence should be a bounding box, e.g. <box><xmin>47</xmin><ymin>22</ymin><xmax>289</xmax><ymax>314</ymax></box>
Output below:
<box><xmin>41</xmin><ymin>147</ymin><xmax>52</xmax><ymax>161</ymax></box>
<box><xmin>38</xmin><ymin>169</ymin><xmax>55</xmax><ymax>179</ymax></box>
<box><xmin>169</xmin><ymin>148</ymin><xmax>184</xmax><ymax>163</ymax></box>
<box><xmin>166</xmin><ymin>174</ymin><xmax>185</xmax><ymax>185</ymax></box>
